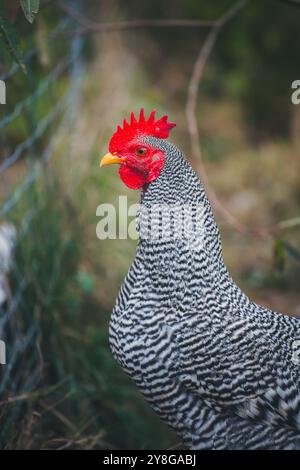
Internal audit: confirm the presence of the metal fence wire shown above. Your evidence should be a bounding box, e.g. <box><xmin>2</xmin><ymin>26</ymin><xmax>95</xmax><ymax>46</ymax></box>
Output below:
<box><xmin>0</xmin><ymin>4</ymin><xmax>84</xmax><ymax>447</ymax></box>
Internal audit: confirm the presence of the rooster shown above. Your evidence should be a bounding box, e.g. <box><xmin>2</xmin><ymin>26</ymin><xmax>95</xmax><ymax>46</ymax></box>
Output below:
<box><xmin>100</xmin><ymin>109</ymin><xmax>300</xmax><ymax>450</ymax></box>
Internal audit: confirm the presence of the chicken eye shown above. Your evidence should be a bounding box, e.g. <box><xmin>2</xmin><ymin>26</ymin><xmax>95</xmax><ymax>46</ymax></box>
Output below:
<box><xmin>136</xmin><ymin>147</ymin><xmax>147</xmax><ymax>156</ymax></box>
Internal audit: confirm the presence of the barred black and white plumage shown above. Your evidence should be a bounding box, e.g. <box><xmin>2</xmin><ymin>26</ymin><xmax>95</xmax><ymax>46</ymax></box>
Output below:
<box><xmin>102</xmin><ymin>112</ymin><xmax>300</xmax><ymax>450</ymax></box>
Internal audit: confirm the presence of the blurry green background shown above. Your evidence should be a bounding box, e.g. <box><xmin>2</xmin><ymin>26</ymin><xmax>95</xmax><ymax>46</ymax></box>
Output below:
<box><xmin>0</xmin><ymin>0</ymin><xmax>299</xmax><ymax>449</ymax></box>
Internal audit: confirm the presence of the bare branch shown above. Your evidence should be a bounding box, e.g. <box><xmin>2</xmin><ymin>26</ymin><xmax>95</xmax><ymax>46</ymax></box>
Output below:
<box><xmin>186</xmin><ymin>0</ymin><xmax>250</xmax><ymax>235</ymax></box>
<box><xmin>185</xmin><ymin>0</ymin><xmax>299</xmax><ymax>238</ymax></box>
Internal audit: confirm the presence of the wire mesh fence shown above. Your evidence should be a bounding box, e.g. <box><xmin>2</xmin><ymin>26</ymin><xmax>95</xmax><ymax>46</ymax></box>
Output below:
<box><xmin>0</xmin><ymin>2</ymin><xmax>84</xmax><ymax>448</ymax></box>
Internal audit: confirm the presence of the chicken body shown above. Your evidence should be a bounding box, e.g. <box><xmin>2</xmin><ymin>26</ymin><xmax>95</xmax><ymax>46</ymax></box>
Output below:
<box><xmin>109</xmin><ymin>136</ymin><xmax>300</xmax><ymax>449</ymax></box>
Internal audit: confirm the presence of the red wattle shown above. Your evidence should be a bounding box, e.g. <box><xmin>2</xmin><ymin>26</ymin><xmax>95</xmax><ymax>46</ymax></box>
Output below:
<box><xmin>119</xmin><ymin>165</ymin><xmax>147</xmax><ymax>190</ymax></box>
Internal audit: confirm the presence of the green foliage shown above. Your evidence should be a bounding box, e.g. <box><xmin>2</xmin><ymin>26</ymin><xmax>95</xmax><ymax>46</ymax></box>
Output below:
<box><xmin>273</xmin><ymin>238</ymin><xmax>286</xmax><ymax>273</ymax></box>
<box><xmin>76</xmin><ymin>270</ymin><xmax>96</xmax><ymax>293</ymax></box>
<box><xmin>20</xmin><ymin>0</ymin><xmax>40</xmax><ymax>24</ymax></box>
<box><xmin>0</xmin><ymin>5</ymin><xmax>25</xmax><ymax>72</ymax></box>
<box><xmin>0</xmin><ymin>0</ymin><xmax>40</xmax><ymax>71</ymax></box>
<box><xmin>274</xmin><ymin>238</ymin><xmax>300</xmax><ymax>273</ymax></box>
<box><xmin>2</xmin><ymin>174</ymin><xmax>176</xmax><ymax>449</ymax></box>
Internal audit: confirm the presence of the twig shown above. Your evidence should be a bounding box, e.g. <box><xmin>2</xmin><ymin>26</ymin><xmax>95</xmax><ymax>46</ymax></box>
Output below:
<box><xmin>57</xmin><ymin>1</ymin><xmax>215</xmax><ymax>37</ymax></box>
<box><xmin>58</xmin><ymin>21</ymin><xmax>215</xmax><ymax>38</ymax></box>
<box><xmin>186</xmin><ymin>0</ymin><xmax>250</xmax><ymax>235</ymax></box>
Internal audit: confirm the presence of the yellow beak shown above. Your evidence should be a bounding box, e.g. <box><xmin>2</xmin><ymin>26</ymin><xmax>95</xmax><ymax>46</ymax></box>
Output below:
<box><xmin>99</xmin><ymin>152</ymin><xmax>125</xmax><ymax>167</ymax></box>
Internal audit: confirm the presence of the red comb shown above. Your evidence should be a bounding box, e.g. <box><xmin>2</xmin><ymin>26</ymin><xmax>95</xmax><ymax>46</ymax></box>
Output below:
<box><xmin>109</xmin><ymin>108</ymin><xmax>176</xmax><ymax>153</ymax></box>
